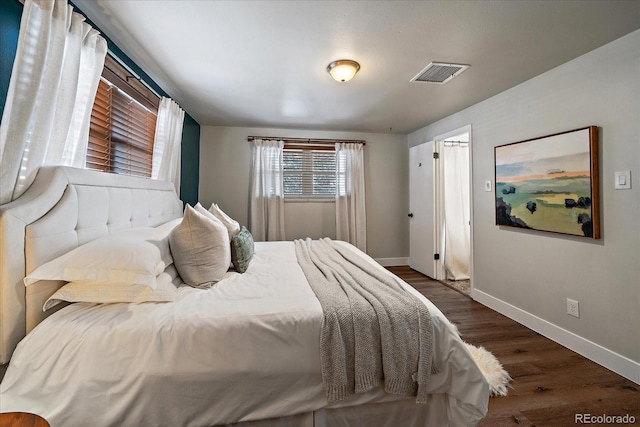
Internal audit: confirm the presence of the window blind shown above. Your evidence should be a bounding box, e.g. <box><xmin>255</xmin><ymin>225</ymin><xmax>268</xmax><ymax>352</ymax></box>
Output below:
<box><xmin>283</xmin><ymin>147</ymin><xmax>336</xmax><ymax>199</ymax></box>
<box><xmin>86</xmin><ymin>77</ymin><xmax>158</xmax><ymax>177</ymax></box>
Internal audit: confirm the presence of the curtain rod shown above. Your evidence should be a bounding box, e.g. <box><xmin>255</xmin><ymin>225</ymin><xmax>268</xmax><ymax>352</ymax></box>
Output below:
<box><xmin>247</xmin><ymin>136</ymin><xmax>365</xmax><ymax>145</ymax></box>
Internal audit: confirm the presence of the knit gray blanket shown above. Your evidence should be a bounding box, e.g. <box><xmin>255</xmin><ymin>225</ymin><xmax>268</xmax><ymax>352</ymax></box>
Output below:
<box><xmin>294</xmin><ymin>238</ymin><xmax>435</xmax><ymax>404</ymax></box>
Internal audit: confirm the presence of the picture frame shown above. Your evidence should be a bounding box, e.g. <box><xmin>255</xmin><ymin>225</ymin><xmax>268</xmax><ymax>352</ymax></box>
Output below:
<box><xmin>494</xmin><ymin>126</ymin><xmax>600</xmax><ymax>239</ymax></box>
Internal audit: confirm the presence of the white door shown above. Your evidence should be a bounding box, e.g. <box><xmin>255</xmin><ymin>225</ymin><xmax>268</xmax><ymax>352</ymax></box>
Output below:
<box><xmin>409</xmin><ymin>141</ymin><xmax>437</xmax><ymax>278</ymax></box>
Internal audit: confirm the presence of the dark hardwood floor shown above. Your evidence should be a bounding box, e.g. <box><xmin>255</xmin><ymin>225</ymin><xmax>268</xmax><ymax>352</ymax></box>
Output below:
<box><xmin>389</xmin><ymin>266</ymin><xmax>640</xmax><ymax>427</ymax></box>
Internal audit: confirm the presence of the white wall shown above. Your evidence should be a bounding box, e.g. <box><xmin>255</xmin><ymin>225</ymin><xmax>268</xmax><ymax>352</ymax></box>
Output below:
<box><xmin>409</xmin><ymin>30</ymin><xmax>640</xmax><ymax>379</ymax></box>
<box><xmin>199</xmin><ymin>126</ymin><xmax>409</xmax><ymax>260</ymax></box>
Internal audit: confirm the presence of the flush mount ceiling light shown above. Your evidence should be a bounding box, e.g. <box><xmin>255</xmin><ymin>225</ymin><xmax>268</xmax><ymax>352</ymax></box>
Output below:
<box><xmin>327</xmin><ymin>59</ymin><xmax>360</xmax><ymax>82</ymax></box>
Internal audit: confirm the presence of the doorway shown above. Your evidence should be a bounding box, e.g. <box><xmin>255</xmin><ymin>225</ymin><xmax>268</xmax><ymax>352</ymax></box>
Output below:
<box><xmin>408</xmin><ymin>125</ymin><xmax>472</xmax><ymax>294</ymax></box>
<box><xmin>438</xmin><ymin>129</ymin><xmax>471</xmax><ymax>294</ymax></box>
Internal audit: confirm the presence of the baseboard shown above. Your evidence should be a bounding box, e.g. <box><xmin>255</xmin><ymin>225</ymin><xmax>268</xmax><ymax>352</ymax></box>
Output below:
<box><xmin>471</xmin><ymin>289</ymin><xmax>640</xmax><ymax>385</ymax></box>
<box><xmin>374</xmin><ymin>257</ymin><xmax>409</xmax><ymax>267</ymax></box>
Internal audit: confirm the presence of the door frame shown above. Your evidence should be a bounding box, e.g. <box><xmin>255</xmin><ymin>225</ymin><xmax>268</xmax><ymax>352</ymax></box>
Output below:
<box><xmin>432</xmin><ymin>124</ymin><xmax>473</xmax><ymax>287</ymax></box>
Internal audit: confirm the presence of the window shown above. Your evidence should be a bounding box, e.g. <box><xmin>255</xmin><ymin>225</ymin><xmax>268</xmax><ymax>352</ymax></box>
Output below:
<box><xmin>86</xmin><ymin>56</ymin><xmax>159</xmax><ymax>177</ymax></box>
<box><xmin>283</xmin><ymin>146</ymin><xmax>336</xmax><ymax>200</ymax></box>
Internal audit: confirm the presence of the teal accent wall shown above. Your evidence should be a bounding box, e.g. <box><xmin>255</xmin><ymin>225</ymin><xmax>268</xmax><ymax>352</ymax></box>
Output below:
<box><xmin>0</xmin><ymin>0</ymin><xmax>21</xmax><ymax>122</ymax></box>
<box><xmin>0</xmin><ymin>0</ymin><xmax>200</xmax><ymax>204</ymax></box>
<box><xmin>180</xmin><ymin>114</ymin><xmax>200</xmax><ymax>206</ymax></box>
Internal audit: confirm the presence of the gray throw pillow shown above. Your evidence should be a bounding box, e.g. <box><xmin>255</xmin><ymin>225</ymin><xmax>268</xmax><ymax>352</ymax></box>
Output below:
<box><xmin>231</xmin><ymin>227</ymin><xmax>254</xmax><ymax>273</ymax></box>
<box><xmin>169</xmin><ymin>204</ymin><xmax>231</xmax><ymax>288</ymax></box>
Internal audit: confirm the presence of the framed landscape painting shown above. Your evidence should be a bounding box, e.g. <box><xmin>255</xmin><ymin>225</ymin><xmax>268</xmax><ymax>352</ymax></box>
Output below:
<box><xmin>494</xmin><ymin>126</ymin><xmax>600</xmax><ymax>239</ymax></box>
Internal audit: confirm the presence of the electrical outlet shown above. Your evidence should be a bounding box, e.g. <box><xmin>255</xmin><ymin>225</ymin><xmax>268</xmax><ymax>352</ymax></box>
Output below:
<box><xmin>567</xmin><ymin>298</ymin><xmax>580</xmax><ymax>318</ymax></box>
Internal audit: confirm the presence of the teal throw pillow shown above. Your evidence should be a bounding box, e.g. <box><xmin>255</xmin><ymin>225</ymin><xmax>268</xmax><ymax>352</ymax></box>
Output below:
<box><xmin>231</xmin><ymin>227</ymin><xmax>254</xmax><ymax>273</ymax></box>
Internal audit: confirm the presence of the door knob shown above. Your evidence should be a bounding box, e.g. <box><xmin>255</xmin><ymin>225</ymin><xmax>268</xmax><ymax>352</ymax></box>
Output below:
<box><xmin>408</xmin><ymin>213</ymin><xmax>414</xmax><ymax>218</ymax></box>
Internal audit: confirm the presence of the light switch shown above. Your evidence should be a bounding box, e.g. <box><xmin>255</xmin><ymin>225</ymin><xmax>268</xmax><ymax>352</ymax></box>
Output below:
<box><xmin>614</xmin><ymin>171</ymin><xmax>631</xmax><ymax>190</ymax></box>
<box><xmin>484</xmin><ymin>180</ymin><xmax>492</xmax><ymax>192</ymax></box>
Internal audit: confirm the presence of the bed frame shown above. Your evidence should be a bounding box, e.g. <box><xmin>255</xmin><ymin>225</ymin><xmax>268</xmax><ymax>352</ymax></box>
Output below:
<box><xmin>0</xmin><ymin>166</ymin><xmax>183</xmax><ymax>363</ymax></box>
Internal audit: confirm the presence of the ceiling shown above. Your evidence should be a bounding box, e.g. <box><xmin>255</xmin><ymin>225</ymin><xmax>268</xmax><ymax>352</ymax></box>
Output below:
<box><xmin>73</xmin><ymin>0</ymin><xmax>640</xmax><ymax>135</ymax></box>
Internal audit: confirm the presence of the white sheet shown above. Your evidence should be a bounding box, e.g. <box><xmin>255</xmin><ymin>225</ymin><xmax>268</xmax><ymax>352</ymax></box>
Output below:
<box><xmin>0</xmin><ymin>241</ymin><xmax>488</xmax><ymax>427</ymax></box>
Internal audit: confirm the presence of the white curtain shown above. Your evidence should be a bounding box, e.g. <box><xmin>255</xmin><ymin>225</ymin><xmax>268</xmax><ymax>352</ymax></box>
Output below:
<box><xmin>152</xmin><ymin>97</ymin><xmax>185</xmax><ymax>194</ymax></box>
<box><xmin>249</xmin><ymin>139</ymin><xmax>286</xmax><ymax>241</ymax></box>
<box><xmin>442</xmin><ymin>143</ymin><xmax>470</xmax><ymax>280</ymax></box>
<box><xmin>0</xmin><ymin>0</ymin><xmax>107</xmax><ymax>204</ymax></box>
<box><xmin>335</xmin><ymin>142</ymin><xmax>366</xmax><ymax>252</ymax></box>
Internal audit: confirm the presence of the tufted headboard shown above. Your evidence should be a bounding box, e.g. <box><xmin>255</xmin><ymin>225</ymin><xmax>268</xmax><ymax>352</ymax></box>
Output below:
<box><xmin>0</xmin><ymin>166</ymin><xmax>183</xmax><ymax>363</ymax></box>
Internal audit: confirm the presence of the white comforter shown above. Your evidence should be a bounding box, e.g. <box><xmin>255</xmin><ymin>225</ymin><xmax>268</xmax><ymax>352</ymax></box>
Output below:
<box><xmin>0</xmin><ymin>241</ymin><xmax>488</xmax><ymax>426</ymax></box>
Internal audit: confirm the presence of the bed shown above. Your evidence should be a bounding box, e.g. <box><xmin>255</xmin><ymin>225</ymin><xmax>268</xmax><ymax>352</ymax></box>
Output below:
<box><xmin>0</xmin><ymin>166</ymin><xmax>489</xmax><ymax>426</ymax></box>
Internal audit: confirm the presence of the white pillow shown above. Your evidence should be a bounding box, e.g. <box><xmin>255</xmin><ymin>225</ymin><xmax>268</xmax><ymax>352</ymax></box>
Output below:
<box><xmin>169</xmin><ymin>204</ymin><xmax>231</xmax><ymax>289</ymax></box>
<box><xmin>194</xmin><ymin>202</ymin><xmax>220</xmax><ymax>224</ymax></box>
<box><xmin>208</xmin><ymin>203</ymin><xmax>241</xmax><ymax>238</ymax></box>
<box><xmin>24</xmin><ymin>219</ymin><xmax>180</xmax><ymax>289</ymax></box>
<box><xmin>43</xmin><ymin>265</ymin><xmax>181</xmax><ymax>311</ymax></box>
<box><xmin>195</xmin><ymin>203</ymin><xmax>238</xmax><ymax>270</ymax></box>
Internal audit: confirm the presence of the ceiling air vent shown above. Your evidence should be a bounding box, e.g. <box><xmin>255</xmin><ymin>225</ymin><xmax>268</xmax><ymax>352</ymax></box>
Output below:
<box><xmin>411</xmin><ymin>62</ymin><xmax>469</xmax><ymax>84</ymax></box>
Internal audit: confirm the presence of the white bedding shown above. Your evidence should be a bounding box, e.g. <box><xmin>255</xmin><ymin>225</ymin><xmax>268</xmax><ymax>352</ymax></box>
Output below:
<box><xmin>0</xmin><ymin>241</ymin><xmax>488</xmax><ymax>427</ymax></box>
